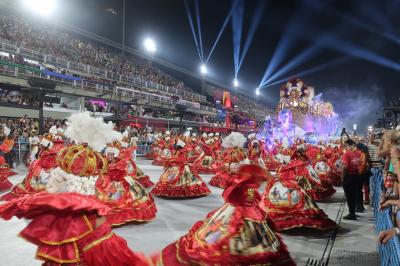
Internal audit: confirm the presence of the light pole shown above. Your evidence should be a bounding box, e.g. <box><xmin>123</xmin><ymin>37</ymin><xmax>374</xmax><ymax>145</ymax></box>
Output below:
<box><xmin>200</xmin><ymin>64</ymin><xmax>207</xmax><ymax>95</ymax></box>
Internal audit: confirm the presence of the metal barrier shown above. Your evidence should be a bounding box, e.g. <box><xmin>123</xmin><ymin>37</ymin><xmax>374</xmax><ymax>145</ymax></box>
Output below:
<box><xmin>372</xmin><ymin>169</ymin><xmax>400</xmax><ymax>266</ymax></box>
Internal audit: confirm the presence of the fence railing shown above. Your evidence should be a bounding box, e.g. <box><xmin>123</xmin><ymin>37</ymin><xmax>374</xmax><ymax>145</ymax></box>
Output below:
<box><xmin>0</xmin><ymin>38</ymin><xmax>207</xmax><ymax>102</ymax></box>
<box><xmin>0</xmin><ymin>63</ymin><xmax>217</xmax><ymax>114</ymax></box>
<box><xmin>372</xmin><ymin>169</ymin><xmax>400</xmax><ymax>266</ymax></box>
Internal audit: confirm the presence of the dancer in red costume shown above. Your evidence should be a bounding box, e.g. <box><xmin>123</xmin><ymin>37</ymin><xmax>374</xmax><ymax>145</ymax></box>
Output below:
<box><xmin>329</xmin><ymin>145</ymin><xmax>345</xmax><ymax>186</ymax></box>
<box><xmin>95</xmin><ymin>145</ymin><xmax>157</xmax><ymax>226</ymax></box>
<box><xmin>209</xmin><ymin>132</ymin><xmax>249</xmax><ymax>188</ymax></box>
<box><xmin>159</xmin><ymin>165</ymin><xmax>295</xmax><ymax>266</ymax></box>
<box><xmin>247</xmin><ymin>133</ymin><xmax>268</xmax><ymax>169</ymax></box>
<box><xmin>306</xmin><ymin>145</ymin><xmax>336</xmax><ymax>187</ymax></box>
<box><xmin>1</xmin><ymin>133</ymin><xmax>63</xmax><ymax>200</ymax></box>
<box><xmin>0</xmin><ymin>112</ymin><xmax>155</xmax><ymax>266</ymax></box>
<box><xmin>0</xmin><ymin>143</ymin><xmax>13</xmax><ymax>192</ymax></box>
<box><xmin>151</xmin><ymin>140</ymin><xmax>211</xmax><ymax>198</ymax></box>
<box><xmin>152</xmin><ymin>131</ymin><xmax>174</xmax><ymax>166</ymax></box>
<box><xmin>191</xmin><ymin>138</ymin><xmax>218</xmax><ymax>174</ymax></box>
<box><xmin>263</xmin><ymin>171</ymin><xmax>337</xmax><ymax>231</ymax></box>
<box><xmin>119</xmin><ymin>140</ymin><xmax>155</xmax><ymax>188</ymax></box>
<box><xmin>288</xmin><ymin>146</ymin><xmax>336</xmax><ymax>200</ymax></box>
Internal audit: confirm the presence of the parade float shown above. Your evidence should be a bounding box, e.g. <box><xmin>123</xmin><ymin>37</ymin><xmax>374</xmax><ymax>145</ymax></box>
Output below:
<box><xmin>258</xmin><ymin>78</ymin><xmax>340</xmax><ymax>145</ymax></box>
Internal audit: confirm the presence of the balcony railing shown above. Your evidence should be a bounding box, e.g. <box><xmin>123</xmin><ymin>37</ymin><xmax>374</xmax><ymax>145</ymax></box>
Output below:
<box><xmin>0</xmin><ymin>38</ymin><xmax>207</xmax><ymax>102</ymax></box>
<box><xmin>0</xmin><ymin>63</ymin><xmax>217</xmax><ymax>114</ymax></box>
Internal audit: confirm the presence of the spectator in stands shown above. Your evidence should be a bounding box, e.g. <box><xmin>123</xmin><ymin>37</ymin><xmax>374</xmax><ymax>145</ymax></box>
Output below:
<box><xmin>342</xmin><ymin>139</ymin><xmax>365</xmax><ymax>220</ymax></box>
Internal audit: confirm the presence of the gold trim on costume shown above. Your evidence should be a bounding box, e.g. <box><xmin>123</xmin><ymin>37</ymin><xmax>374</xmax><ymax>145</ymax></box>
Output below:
<box><xmin>39</xmin><ymin>215</ymin><xmax>94</xmax><ymax>245</ymax></box>
<box><xmin>82</xmin><ymin>232</ymin><xmax>114</xmax><ymax>252</ymax></box>
<box><xmin>36</xmin><ymin>241</ymin><xmax>80</xmax><ymax>263</ymax></box>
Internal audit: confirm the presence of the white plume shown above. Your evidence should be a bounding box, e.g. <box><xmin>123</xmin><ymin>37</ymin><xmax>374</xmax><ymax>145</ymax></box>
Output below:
<box><xmin>222</xmin><ymin>132</ymin><xmax>246</xmax><ymax>148</ymax></box>
<box><xmin>3</xmin><ymin>126</ymin><xmax>10</xmax><ymax>137</ymax></box>
<box><xmin>64</xmin><ymin>112</ymin><xmax>122</xmax><ymax>152</ymax></box>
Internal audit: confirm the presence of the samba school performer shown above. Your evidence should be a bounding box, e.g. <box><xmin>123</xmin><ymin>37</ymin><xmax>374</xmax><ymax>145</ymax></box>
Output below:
<box><xmin>0</xmin><ymin>112</ymin><xmax>153</xmax><ymax>266</ymax></box>
<box><xmin>152</xmin><ymin>131</ymin><xmax>174</xmax><ymax>166</ymax></box>
<box><xmin>158</xmin><ymin>164</ymin><xmax>295</xmax><ymax>266</ymax></box>
<box><xmin>1</xmin><ymin>132</ymin><xmax>64</xmax><ymax>200</ymax></box>
<box><xmin>209</xmin><ymin>132</ymin><xmax>249</xmax><ymax>188</ymax></box>
<box><xmin>0</xmin><ymin>126</ymin><xmax>15</xmax><ymax>192</ymax></box>
<box><xmin>151</xmin><ymin>137</ymin><xmax>211</xmax><ymax>198</ymax></box>
<box><xmin>95</xmin><ymin>140</ymin><xmax>157</xmax><ymax>226</ymax></box>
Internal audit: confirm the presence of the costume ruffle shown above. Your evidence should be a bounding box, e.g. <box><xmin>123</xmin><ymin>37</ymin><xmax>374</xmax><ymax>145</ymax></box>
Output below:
<box><xmin>157</xmin><ymin>165</ymin><xmax>295</xmax><ymax>265</ymax></box>
<box><xmin>263</xmin><ymin>179</ymin><xmax>337</xmax><ymax>231</ymax></box>
<box><xmin>96</xmin><ymin>174</ymin><xmax>157</xmax><ymax>226</ymax></box>
<box><xmin>151</xmin><ymin>159</ymin><xmax>210</xmax><ymax>198</ymax></box>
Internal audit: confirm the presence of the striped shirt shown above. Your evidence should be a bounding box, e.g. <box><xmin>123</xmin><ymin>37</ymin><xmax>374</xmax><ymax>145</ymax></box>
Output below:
<box><xmin>368</xmin><ymin>144</ymin><xmax>381</xmax><ymax>168</ymax></box>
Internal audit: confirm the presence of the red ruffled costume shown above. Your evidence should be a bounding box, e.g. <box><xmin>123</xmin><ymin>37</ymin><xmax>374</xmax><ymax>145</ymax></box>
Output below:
<box><xmin>0</xmin><ymin>193</ymin><xmax>150</xmax><ymax>266</ymax></box>
<box><xmin>122</xmin><ymin>147</ymin><xmax>154</xmax><ymax>188</ymax></box>
<box><xmin>151</xmin><ymin>155</ymin><xmax>211</xmax><ymax>198</ymax></box>
<box><xmin>282</xmin><ymin>159</ymin><xmax>335</xmax><ymax>201</ymax></box>
<box><xmin>263</xmin><ymin>177</ymin><xmax>337</xmax><ymax>231</ymax></box>
<box><xmin>209</xmin><ymin>147</ymin><xmax>247</xmax><ymax>189</ymax></box>
<box><xmin>152</xmin><ymin>139</ymin><xmax>174</xmax><ymax>166</ymax></box>
<box><xmin>191</xmin><ymin>143</ymin><xmax>218</xmax><ymax>174</ymax></box>
<box><xmin>0</xmin><ymin>142</ymin><xmax>16</xmax><ymax>192</ymax></box>
<box><xmin>1</xmin><ymin>144</ymin><xmax>63</xmax><ymax>200</ymax></box>
<box><xmin>328</xmin><ymin>147</ymin><xmax>344</xmax><ymax>186</ymax></box>
<box><xmin>159</xmin><ymin>165</ymin><xmax>295</xmax><ymax>266</ymax></box>
<box><xmin>96</xmin><ymin>153</ymin><xmax>157</xmax><ymax>226</ymax></box>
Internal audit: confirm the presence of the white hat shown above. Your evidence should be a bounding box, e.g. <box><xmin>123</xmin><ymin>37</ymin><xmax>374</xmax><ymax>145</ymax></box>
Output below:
<box><xmin>192</xmin><ymin>133</ymin><xmax>197</xmax><ymax>137</ymax></box>
<box><xmin>215</xmin><ymin>132</ymin><xmax>220</xmax><ymax>136</ymax></box>
<box><xmin>40</xmin><ymin>138</ymin><xmax>53</xmax><ymax>149</ymax></box>
<box><xmin>202</xmin><ymin>133</ymin><xmax>207</xmax><ymax>138</ymax></box>
<box><xmin>104</xmin><ymin>146</ymin><xmax>120</xmax><ymax>157</ymax></box>
<box><xmin>3</xmin><ymin>126</ymin><xmax>10</xmax><ymax>137</ymax></box>
<box><xmin>165</xmin><ymin>131</ymin><xmax>171</xmax><ymax>135</ymax></box>
<box><xmin>208</xmin><ymin>133</ymin><xmax>214</xmax><ymax>137</ymax></box>
<box><xmin>177</xmin><ymin>139</ymin><xmax>186</xmax><ymax>148</ymax></box>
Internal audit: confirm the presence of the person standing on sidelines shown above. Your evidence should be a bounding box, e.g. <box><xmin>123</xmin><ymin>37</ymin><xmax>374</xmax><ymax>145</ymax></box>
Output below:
<box><xmin>342</xmin><ymin>139</ymin><xmax>364</xmax><ymax>220</ymax></box>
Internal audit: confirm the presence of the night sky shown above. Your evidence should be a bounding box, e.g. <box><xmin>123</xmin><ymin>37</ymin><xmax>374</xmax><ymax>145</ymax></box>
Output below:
<box><xmin>28</xmin><ymin>0</ymin><xmax>400</xmax><ymax>130</ymax></box>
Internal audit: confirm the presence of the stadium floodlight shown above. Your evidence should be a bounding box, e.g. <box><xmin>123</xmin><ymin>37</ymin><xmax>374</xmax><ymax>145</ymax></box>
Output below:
<box><xmin>23</xmin><ymin>0</ymin><xmax>55</xmax><ymax>16</ymax></box>
<box><xmin>255</xmin><ymin>88</ymin><xmax>260</xmax><ymax>96</ymax></box>
<box><xmin>143</xmin><ymin>38</ymin><xmax>156</xmax><ymax>54</ymax></box>
<box><xmin>353</xmin><ymin>124</ymin><xmax>357</xmax><ymax>131</ymax></box>
<box><xmin>233</xmin><ymin>78</ymin><xmax>239</xmax><ymax>88</ymax></box>
<box><xmin>200</xmin><ymin>64</ymin><xmax>207</xmax><ymax>75</ymax></box>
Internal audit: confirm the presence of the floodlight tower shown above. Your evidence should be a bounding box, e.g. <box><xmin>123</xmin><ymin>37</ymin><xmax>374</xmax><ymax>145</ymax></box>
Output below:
<box><xmin>199</xmin><ymin>63</ymin><xmax>207</xmax><ymax>95</ymax></box>
<box><xmin>233</xmin><ymin>78</ymin><xmax>239</xmax><ymax>88</ymax></box>
<box><xmin>23</xmin><ymin>0</ymin><xmax>55</xmax><ymax>16</ymax></box>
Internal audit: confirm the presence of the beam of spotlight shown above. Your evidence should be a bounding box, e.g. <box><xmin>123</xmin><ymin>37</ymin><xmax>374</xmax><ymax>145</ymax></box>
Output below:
<box><xmin>194</xmin><ymin>0</ymin><xmax>204</xmax><ymax>60</ymax></box>
<box><xmin>237</xmin><ymin>0</ymin><xmax>266</xmax><ymax>73</ymax></box>
<box><xmin>232</xmin><ymin>0</ymin><xmax>244</xmax><ymax>78</ymax></box>
<box><xmin>261</xmin><ymin>57</ymin><xmax>350</xmax><ymax>89</ymax></box>
<box><xmin>258</xmin><ymin>3</ymin><xmax>311</xmax><ymax>88</ymax></box>
<box><xmin>263</xmin><ymin>43</ymin><xmax>322</xmax><ymax>86</ymax></box>
<box><xmin>184</xmin><ymin>0</ymin><xmax>202</xmax><ymax>61</ymax></box>
<box><xmin>205</xmin><ymin>0</ymin><xmax>238</xmax><ymax>64</ymax></box>
<box><xmin>322</xmin><ymin>35</ymin><xmax>400</xmax><ymax>71</ymax></box>
<box><xmin>305</xmin><ymin>0</ymin><xmax>400</xmax><ymax>46</ymax></box>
